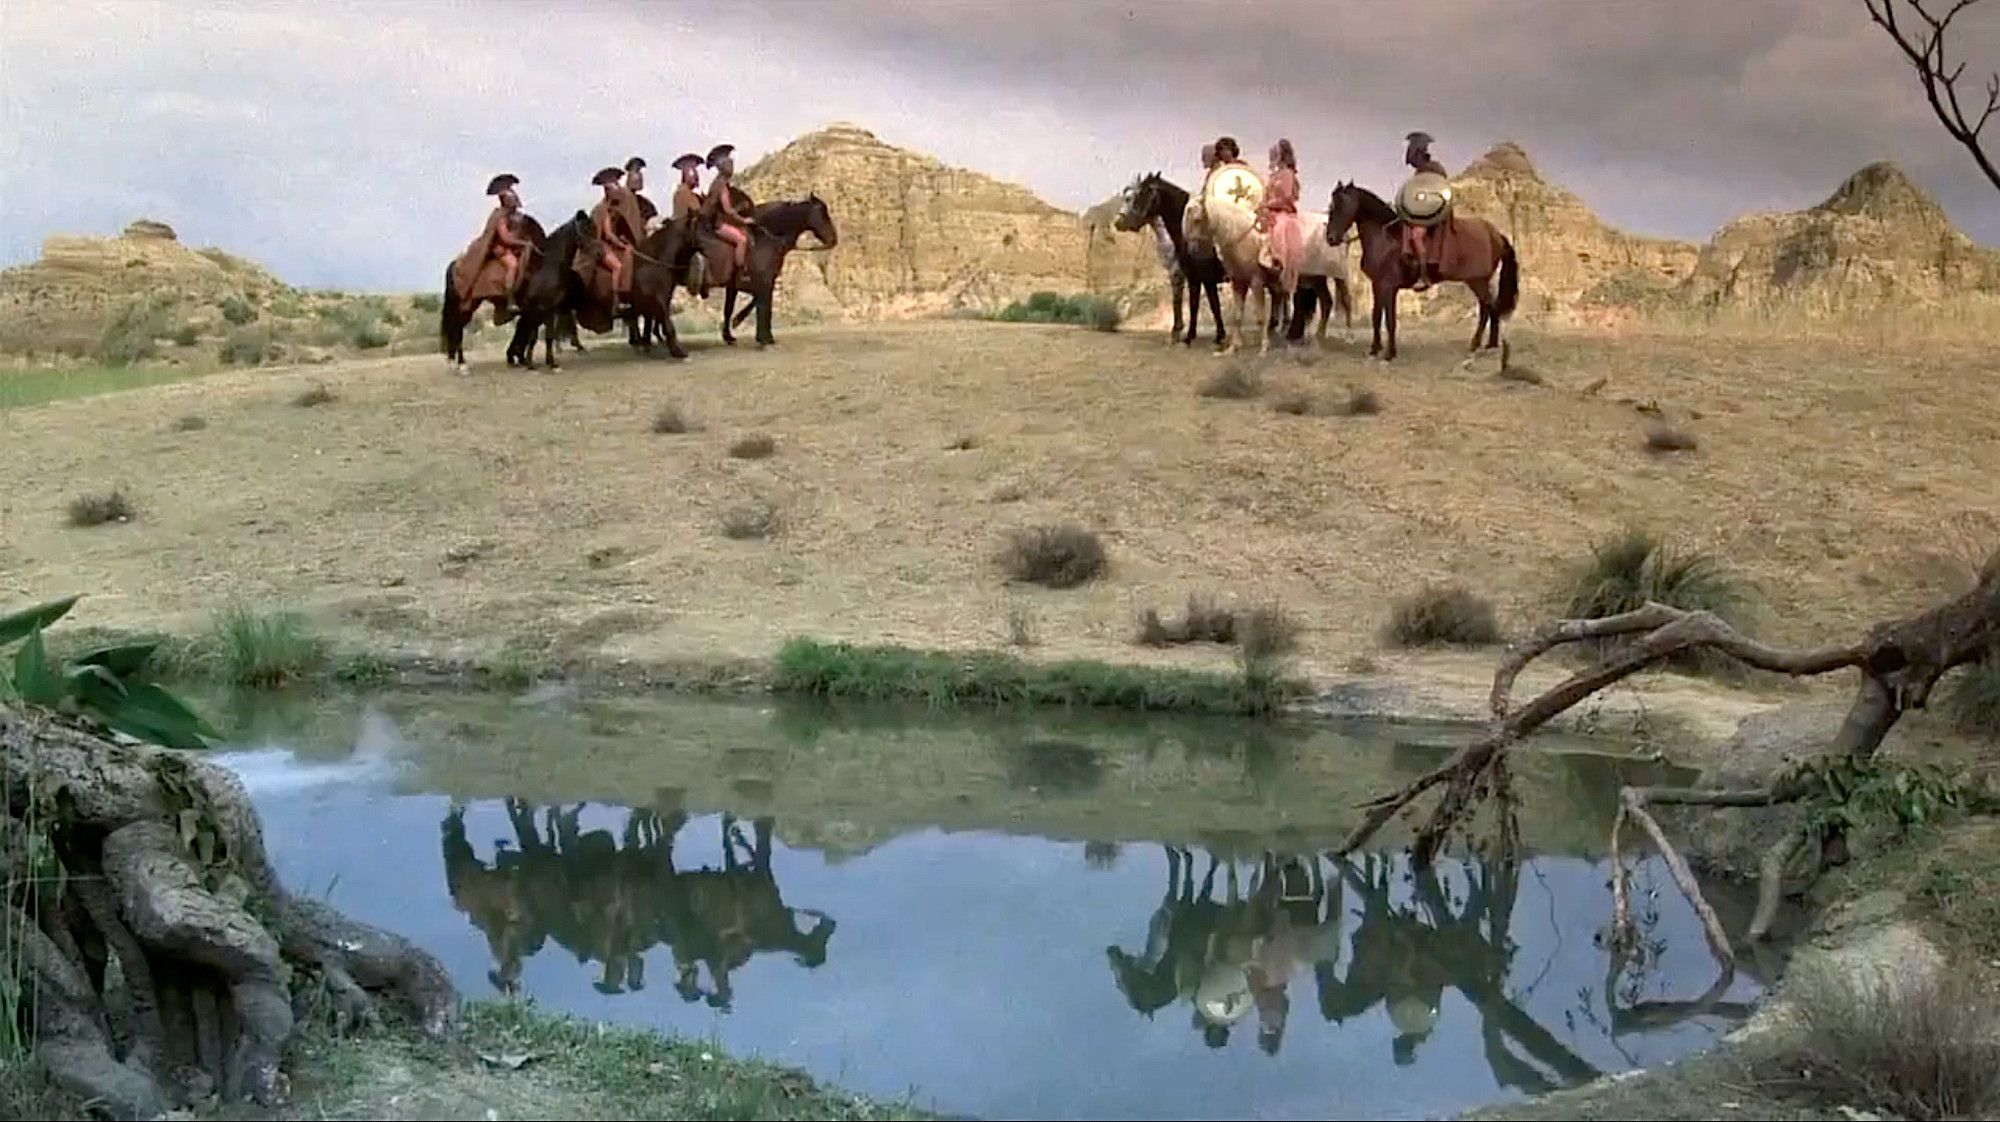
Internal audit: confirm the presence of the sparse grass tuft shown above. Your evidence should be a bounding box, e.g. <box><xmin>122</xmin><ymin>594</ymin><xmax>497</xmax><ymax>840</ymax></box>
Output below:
<box><xmin>652</xmin><ymin>404</ymin><xmax>695</xmax><ymax>434</ymax></box>
<box><xmin>96</xmin><ymin>294</ymin><xmax>175</xmax><ymax>366</ymax></box>
<box><xmin>170</xmin><ymin>322</ymin><xmax>201</xmax><ymax>347</ymax></box>
<box><xmin>332</xmin><ymin>651</ymin><xmax>395</xmax><ymax>688</ymax></box>
<box><xmin>997</xmin><ymin>523</ymin><xmax>1107</xmax><ymax>589</ymax></box>
<box><xmin>1087</xmin><ymin>298</ymin><xmax>1123</xmax><ymax>332</ymax></box>
<box><xmin>1645</xmin><ymin>420</ymin><xmax>1699</xmax><ymax>452</ymax></box>
<box><xmin>210</xmin><ymin>605</ymin><xmax>327</xmax><ymax>688</ymax></box>
<box><xmin>170</xmin><ymin>414</ymin><xmax>207</xmax><ymax>432</ymax></box>
<box><xmin>1198</xmin><ymin>364</ymin><xmax>1260</xmax><ymax>400</ymax></box>
<box><xmin>1236</xmin><ymin>604</ymin><xmax>1301</xmax><ymax>662</ymax></box>
<box><xmin>1382</xmin><ymin>583</ymin><xmax>1503</xmax><ymax>648</ymax></box>
<box><xmin>993</xmin><ymin>291</ymin><xmax>1122</xmax><ymax>331</ymax></box>
<box><xmin>411</xmin><ymin>293</ymin><xmax>443</xmax><ymax>314</ymax></box>
<box><xmin>1558</xmin><ymin>528</ymin><xmax>1755</xmax><ymax>674</ymax></box>
<box><xmin>1755</xmin><ymin>965</ymin><xmax>2000</xmax><ymax>1122</ymax></box>
<box><xmin>220</xmin><ymin>324</ymin><xmax>279</xmax><ymax>366</ymax></box>
<box><xmin>1137</xmin><ymin>595</ymin><xmax>1240</xmax><ymax>647</ymax></box>
<box><xmin>720</xmin><ymin>499</ymin><xmax>781</xmax><ymax>540</ymax></box>
<box><xmin>729</xmin><ymin>433</ymin><xmax>776</xmax><ymax>459</ymax></box>
<box><xmin>65</xmin><ymin>489</ymin><xmax>134</xmax><ymax>527</ymax></box>
<box><xmin>219</xmin><ymin>294</ymin><xmax>258</xmax><ymax>325</ymax></box>
<box><xmin>1271</xmin><ymin>390</ymin><xmax>1317</xmax><ymax>415</ymax></box>
<box><xmin>293</xmin><ymin>383</ymin><xmax>336</xmax><ymax>408</ymax></box>
<box><xmin>1005</xmin><ymin>604</ymin><xmax>1037</xmax><ymax>647</ymax></box>
<box><xmin>1340</xmin><ymin>386</ymin><xmax>1382</xmax><ymax>416</ymax></box>
<box><xmin>1496</xmin><ymin>363</ymin><xmax>1545</xmax><ymax>386</ymax></box>
<box><xmin>773</xmin><ymin>637</ymin><xmax>1304</xmax><ymax>715</ymax></box>
<box><xmin>1940</xmin><ymin>654</ymin><xmax>2000</xmax><ymax>738</ymax></box>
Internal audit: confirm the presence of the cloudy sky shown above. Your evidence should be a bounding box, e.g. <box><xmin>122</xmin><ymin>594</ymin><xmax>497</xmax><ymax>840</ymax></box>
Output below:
<box><xmin>3</xmin><ymin>0</ymin><xmax>1995</xmax><ymax>291</ymax></box>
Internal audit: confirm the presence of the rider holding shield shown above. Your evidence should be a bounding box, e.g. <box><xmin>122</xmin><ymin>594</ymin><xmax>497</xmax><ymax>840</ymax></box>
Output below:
<box><xmin>1398</xmin><ymin>131</ymin><xmax>1452</xmax><ymax>291</ymax></box>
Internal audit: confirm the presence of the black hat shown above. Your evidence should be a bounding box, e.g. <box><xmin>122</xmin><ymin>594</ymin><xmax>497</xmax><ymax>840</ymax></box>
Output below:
<box><xmin>704</xmin><ymin>144</ymin><xmax>735</xmax><ymax>167</ymax></box>
<box><xmin>671</xmin><ymin>152</ymin><xmax>703</xmax><ymax>172</ymax></box>
<box><xmin>624</xmin><ymin>156</ymin><xmax>647</xmax><ymax>172</ymax></box>
<box><xmin>1406</xmin><ymin>131</ymin><xmax>1434</xmax><ymax>147</ymax></box>
<box><xmin>591</xmin><ymin>166</ymin><xmax>624</xmax><ymax>186</ymax></box>
<box><xmin>485</xmin><ymin>174</ymin><xmax>520</xmax><ymax>195</ymax></box>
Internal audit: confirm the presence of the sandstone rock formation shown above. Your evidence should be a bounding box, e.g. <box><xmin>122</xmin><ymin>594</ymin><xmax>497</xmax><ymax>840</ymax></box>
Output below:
<box><xmin>738</xmin><ymin>122</ymin><xmax>1162</xmax><ymax>321</ymax></box>
<box><xmin>1679</xmin><ymin>161</ymin><xmax>2000</xmax><ymax>310</ymax></box>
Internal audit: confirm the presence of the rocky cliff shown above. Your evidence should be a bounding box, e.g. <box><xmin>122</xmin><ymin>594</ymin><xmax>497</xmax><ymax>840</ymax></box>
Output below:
<box><xmin>1679</xmin><ymin>161</ymin><xmax>2000</xmax><ymax>309</ymax></box>
<box><xmin>738</xmin><ymin>123</ymin><xmax>1161</xmax><ymax>320</ymax></box>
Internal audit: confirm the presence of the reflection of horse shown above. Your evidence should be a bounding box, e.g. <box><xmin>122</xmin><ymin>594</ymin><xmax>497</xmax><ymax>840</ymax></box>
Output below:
<box><xmin>1105</xmin><ymin>846</ymin><xmax>1341</xmax><ymax>1053</ymax></box>
<box><xmin>436</xmin><ymin>800</ymin><xmax>835</xmax><ymax>1009</ymax></box>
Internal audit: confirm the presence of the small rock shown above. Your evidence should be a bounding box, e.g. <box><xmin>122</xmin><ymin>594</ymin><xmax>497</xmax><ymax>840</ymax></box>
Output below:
<box><xmin>380</xmin><ymin>575</ymin><xmax>406</xmax><ymax>588</ymax></box>
<box><xmin>443</xmin><ymin>541</ymin><xmax>486</xmax><ymax>564</ymax></box>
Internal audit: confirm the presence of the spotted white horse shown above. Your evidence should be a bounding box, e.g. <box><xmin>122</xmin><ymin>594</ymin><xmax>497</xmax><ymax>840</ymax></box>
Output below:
<box><xmin>1186</xmin><ymin>164</ymin><xmax>1352</xmax><ymax>354</ymax></box>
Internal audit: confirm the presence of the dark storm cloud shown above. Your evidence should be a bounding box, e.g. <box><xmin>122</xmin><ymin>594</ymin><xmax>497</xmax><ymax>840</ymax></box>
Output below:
<box><xmin>2</xmin><ymin>0</ymin><xmax>1993</xmax><ymax>293</ymax></box>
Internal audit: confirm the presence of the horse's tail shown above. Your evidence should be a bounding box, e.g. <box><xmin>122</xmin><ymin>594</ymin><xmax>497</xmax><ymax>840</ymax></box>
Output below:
<box><xmin>1494</xmin><ymin>236</ymin><xmax>1520</xmax><ymax>320</ymax></box>
<box><xmin>440</xmin><ymin>263</ymin><xmax>461</xmax><ymax>355</ymax></box>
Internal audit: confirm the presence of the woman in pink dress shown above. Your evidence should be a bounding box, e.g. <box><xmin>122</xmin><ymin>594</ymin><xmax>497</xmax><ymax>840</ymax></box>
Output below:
<box><xmin>1259</xmin><ymin>138</ymin><xmax>1305</xmax><ymax>297</ymax></box>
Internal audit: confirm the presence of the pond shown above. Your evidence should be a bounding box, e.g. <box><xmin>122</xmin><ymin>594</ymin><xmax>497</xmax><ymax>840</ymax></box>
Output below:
<box><xmin>202</xmin><ymin>686</ymin><xmax>1780</xmax><ymax>1121</ymax></box>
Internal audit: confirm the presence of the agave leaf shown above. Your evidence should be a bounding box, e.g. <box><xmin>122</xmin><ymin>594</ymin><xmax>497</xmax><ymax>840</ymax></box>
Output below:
<box><xmin>13</xmin><ymin>632</ymin><xmax>65</xmax><ymax>707</ymax></box>
<box><xmin>0</xmin><ymin>595</ymin><xmax>82</xmax><ymax>647</ymax></box>
<box><xmin>73</xmin><ymin>641</ymin><xmax>160</xmax><ymax>679</ymax></box>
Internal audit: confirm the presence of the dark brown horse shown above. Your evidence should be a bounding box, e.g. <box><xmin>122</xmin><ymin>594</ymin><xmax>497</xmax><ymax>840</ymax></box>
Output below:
<box><xmin>1323</xmin><ymin>182</ymin><xmax>1519</xmax><ymax>362</ymax></box>
<box><xmin>691</xmin><ymin>195</ymin><xmax>838</xmax><ymax>348</ymax></box>
<box><xmin>440</xmin><ymin>211</ymin><xmax>600</xmax><ymax>372</ymax></box>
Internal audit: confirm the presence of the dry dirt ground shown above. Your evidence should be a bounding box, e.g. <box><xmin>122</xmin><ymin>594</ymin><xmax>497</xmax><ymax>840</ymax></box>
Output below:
<box><xmin>1</xmin><ymin>318</ymin><xmax>1994</xmax><ymax>724</ymax></box>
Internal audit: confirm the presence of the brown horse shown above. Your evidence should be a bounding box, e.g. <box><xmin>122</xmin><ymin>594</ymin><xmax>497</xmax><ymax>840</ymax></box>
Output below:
<box><xmin>1323</xmin><ymin>182</ymin><xmax>1519</xmax><ymax>362</ymax></box>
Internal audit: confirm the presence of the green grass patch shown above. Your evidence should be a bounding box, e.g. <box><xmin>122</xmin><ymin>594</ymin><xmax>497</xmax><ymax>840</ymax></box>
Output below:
<box><xmin>0</xmin><ymin>363</ymin><xmax>222</xmax><ymax>410</ymax></box>
<box><xmin>993</xmin><ymin>291</ymin><xmax>1122</xmax><ymax>331</ymax></box>
<box><xmin>209</xmin><ymin>605</ymin><xmax>327</xmax><ymax>689</ymax></box>
<box><xmin>772</xmin><ymin>637</ymin><xmax>1305</xmax><ymax>715</ymax></box>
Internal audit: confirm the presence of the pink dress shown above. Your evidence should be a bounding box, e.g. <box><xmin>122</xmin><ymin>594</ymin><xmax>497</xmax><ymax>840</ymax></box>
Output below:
<box><xmin>1261</xmin><ymin>167</ymin><xmax>1305</xmax><ymax>293</ymax></box>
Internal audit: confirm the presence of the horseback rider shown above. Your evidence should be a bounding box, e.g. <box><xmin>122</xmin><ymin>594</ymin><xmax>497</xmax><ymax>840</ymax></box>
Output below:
<box><xmin>1186</xmin><ymin>142</ymin><xmax>1221</xmax><ymax>253</ymax></box>
<box><xmin>1259</xmin><ymin>138</ymin><xmax>1305</xmax><ymax>295</ymax></box>
<box><xmin>702</xmin><ymin>143</ymin><xmax>756</xmax><ymax>291</ymax></box>
<box><xmin>590</xmin><ymin>166</ymin><xmax>641</xmax><ymax>295</ymax></box>
<box><xmin>1399</xmin><ymin>131</ymin><xmax>1451</xmax><ymax>291</ymax></box>
<box><xmin>625</xmin><ymin>156</ymin><xmax>662</xmax><ymax>234</ymax></box>
<box><xmin>454</xmin><ymin>173</ymin><xmax>533</xmax><ymax>323</ymax></box>
<box><xmin>670</xmin><ymin>152</ymin><xmax>708</xmax><ymax>292</ymax></box>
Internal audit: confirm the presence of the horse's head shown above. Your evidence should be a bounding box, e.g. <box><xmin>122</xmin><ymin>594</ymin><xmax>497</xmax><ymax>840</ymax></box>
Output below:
<box><xmin>1325</xmin><ymin>181</ymin><xmax>1361</xmax><ymax>246</ymax></box>
<box><xmin>803</xmin><ymin>192</ymin><xmax>837</xmax><ymax>249</ymax></box>
<box><xmin>1114</xmin><ymin>172</ymin><xmax>1166</xmax><ymax>232</ymax></box>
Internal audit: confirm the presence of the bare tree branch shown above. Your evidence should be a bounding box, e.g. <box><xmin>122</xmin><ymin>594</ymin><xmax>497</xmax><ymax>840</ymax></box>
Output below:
<box><xmin>1864</xmin><ymin>0</ymin><xmax>2000</xmax><ymax>192</ymax></box>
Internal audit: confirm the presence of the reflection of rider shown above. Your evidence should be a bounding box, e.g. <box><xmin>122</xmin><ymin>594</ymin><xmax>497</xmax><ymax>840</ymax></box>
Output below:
<box><xmin>1400</xmin><ymin>131</ymin><xmax>1450</xmax><ymax>292</ymax></box>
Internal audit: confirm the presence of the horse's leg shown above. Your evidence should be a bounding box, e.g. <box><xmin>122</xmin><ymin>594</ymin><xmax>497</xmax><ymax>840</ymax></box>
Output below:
<box><xmin>1226</xmin><ymin>279</ymin><xmax>1246</xmax><ymax>355</ymax></box>
<box><xmin>1384</xmin><ymin>285</ymin><xmax>1400</xmax><ymax>363</ymax></box>
<box><xmin>1314</xmin><ymin>278</ymin><xmax>1333</xmax><ymax>342</ymax></box>
<box><xmin>1170</xmin><ymin>271</ymin><xmax>1186</xmax><ymax>344</ymax></box>
<box><xmin>754</xmin><ymin>280</ymin><xmax>777</xmax><ymax>347</ymax></box>
<box><xmin>1208</xmin><ymin>277</ymin><xmax>1227</xmax><ymax>348</ymax></box>
<box><xmin>720</xmin><ymin>286</ymin><xmax>738</xmax><ymax>346</ymax></box>
<box><xmin>1368</xmin><ymin>284</ymin><xmax>1384</xmax><ymax>357</ymax></box>
<box><xmin>1467</xmin><ymin>278</ymin><xmax>1493</xmax><ymax>353</ymax></box>
<box><xmin>1183</xmin><ymin>270</ymin><xmax>1199</xmax><ymax>346</ymax></box>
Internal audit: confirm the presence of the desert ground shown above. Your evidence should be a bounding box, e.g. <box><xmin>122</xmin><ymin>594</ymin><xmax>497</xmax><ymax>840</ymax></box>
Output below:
<box><xmin>3</xmin><ymin>315</ymin><xmax>1994</xmax><ymax>713</ymax></box>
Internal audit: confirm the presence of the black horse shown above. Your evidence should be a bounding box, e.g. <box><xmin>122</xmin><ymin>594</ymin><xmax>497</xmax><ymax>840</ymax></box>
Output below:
<box><xmin>1115</xmin><ymin>173</ymin><xmax>1230</xmax><ymax>348</ymax></box>
<box><xmin>689</xmin><ymin>195</ymin><xmax>838</xmax><ymax>349</ymax></box>
<box><xmin>500</xmin><ymin>211</ymin><xmax>598</xmax><ymax>371</ymax></box>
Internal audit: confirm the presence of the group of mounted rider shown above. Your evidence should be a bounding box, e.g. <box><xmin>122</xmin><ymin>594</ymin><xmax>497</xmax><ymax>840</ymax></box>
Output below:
<box><xmin>1119</xmin><ymin>130</ymin><xmax>1519</xmax><ymax>361</ymax></box>
<box><xmin>444</xmin><ymin>145</ymin><xmax>837</xmax><ymax>369</ymax></box>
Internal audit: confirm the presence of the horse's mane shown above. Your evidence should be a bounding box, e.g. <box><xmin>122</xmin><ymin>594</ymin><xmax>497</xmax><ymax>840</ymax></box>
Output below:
<box><xmin>1139</xmin><ymin>172</ymin><xmax>1189</xmax><ymax>209</ymax></box>
<box><xmin>1338</xmin><ymin>183</ymin><xmax>1399</xmax><ymax>227</ymax></box>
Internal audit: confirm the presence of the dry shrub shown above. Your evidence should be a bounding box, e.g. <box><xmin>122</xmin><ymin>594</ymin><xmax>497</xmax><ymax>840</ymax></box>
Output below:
<box><xmin>1004</xmin><ymin>605</ymin><xmax>1036</xmax><ymax>647</ymax></box>
<box><xmin>1942</xmin><ymin>653</ymin><xmax>2000</xmax><ymax>738</ymax></box>
<box><xmin>293</xmin><ymin>383</ymin><xmax>336</xmax><ymax>408</ymax></box>
<box><xmin>1757</xmin><ymin>966</ymin><xmax>2000</xmax><ymax>1121</ymax></box>
<box><xmin>652</xmin><ymin>404</ymin><xmax>696</xmax><ymax>434</ymax></box>
<box><xmin>1496</xmin><ymin>364</ymin><xmax>1544</xmax><ymax>386</ymax></box>
<box><xmin>1271</xmin><ymin>390</ymin><xmax>1317</xmax><ymax>415</ymax></box>
<box><xmin>1340</xmin><ymin>386</ymin><xmax>1382</xmax><ymax>416</ymax></box>
<box><xmin>1199</xmin><ymin>364</ymin><xmax>1260</xmax><ymax>400</ymax></box>
<box><xmin>947</xmin><ymin>434</ymin><xmax>979</xmax><ymax>450</ymax></box>
<box><xmin>1644</xmin><ymin>420</ymin><xmax>1698</xmax><ymax>452</ymax></box>
<box><xmin>1559</xmin><ymin>528</ymin><xmax>1755</xmax><ymax>673</ymax></box>
<box><xmin>1237</xmin><ymin>604</ymin><xmax>1301</xmax><ymax>662</ymax></box>
<box><xmin>1136</xmin><ymin>595</ymin><xmax>1240</xmax><ymax>646</ymax></box>
<box><xmin>998</xmin><ymin>523</ymin><xmax>1106</xmax><ymax>589</ymax></box>
<box><xmin>1382</xmin><ymin>584</ymin><xmax>1502</xmax><ymax>648</ymax></box>
<box><xmin>720</xmin><ymin>499</ymin><xmax>780</xmax><ymax>540</ymax></box>
<box><xmin>66</xmin><ymin>489</ymin><xmax>134</xmax><ymax>527</ymax></box>
<box><xmin>170</xmin><ymin>415</ymin><xmax>207</xmax><ymax>432</ymax></box>
<box><xmin>729</xmin><ymin>433</ymin><xmax>776</xmax><ymax>459</ymax></box>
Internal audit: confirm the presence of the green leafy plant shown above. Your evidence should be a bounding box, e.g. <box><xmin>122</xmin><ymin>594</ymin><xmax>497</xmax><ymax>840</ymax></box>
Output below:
<box><xmin>0</xmin><ymin>594</ymin><xmax>219</xmax><ymax>750</ymax></box>
<box><xmin>1790</xmin><ymin>755</ymin><xmax>1970</xmax><ymax>841</ymax></box>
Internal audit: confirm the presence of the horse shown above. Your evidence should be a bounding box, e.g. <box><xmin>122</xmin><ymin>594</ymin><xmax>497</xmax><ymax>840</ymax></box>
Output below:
<box><xmin>1190</xmin><ymin>167</ymin><xmax>1297</xmax><ymax>356</ymax></box>
<box><xmin>1115</xmin><ymin>173</ymin><xmax>1229</xmax><ymax>347</ymax></box>
<box><xmin>441</xmin><ymin>212</ymin><xmax>542</xmax><ymax>369</ymax></box>
<box><xmin>503</xmin><ymin>211</ymin><xmax>603</xmax><ymax>371</ymax></box>
<box><xmin>1323</xmin><ymin>181</ymin><xmax>1519</xmax><ymax>362</ymax></box>
<box><xmin>618</xmin><ymin>220</ymin><xmax>693</xmax><ymax>360</ymax></box>
<box><xmin>690</xmin><ymin>195</ymin><xmax>838</xmax><ymax>348</ymax></box>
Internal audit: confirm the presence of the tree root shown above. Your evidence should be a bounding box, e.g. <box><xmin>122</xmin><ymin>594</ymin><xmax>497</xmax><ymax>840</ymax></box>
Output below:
<box><xmin>1341</xmin><ymin>563</ymin><xmax>2000</xmax><ymax>968</ymax></box>
<box><xmin>2</xmin><ymin>709</ymin><xmax>463</xmax><ymax>1116</ymax></box>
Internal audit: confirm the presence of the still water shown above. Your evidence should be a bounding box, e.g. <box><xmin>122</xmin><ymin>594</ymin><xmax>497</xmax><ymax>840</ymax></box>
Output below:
<box><xmin>207</xmin><ymin>687</ymin><xmax>1776</xmax><ymax>1121</ymax></box>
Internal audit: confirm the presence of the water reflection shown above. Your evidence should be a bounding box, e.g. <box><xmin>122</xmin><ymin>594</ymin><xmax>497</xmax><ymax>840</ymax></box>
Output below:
<box><xmin>441</xmin><ymin>802</ymin><xmax>834</xmax><ymax>1008</ymax></box>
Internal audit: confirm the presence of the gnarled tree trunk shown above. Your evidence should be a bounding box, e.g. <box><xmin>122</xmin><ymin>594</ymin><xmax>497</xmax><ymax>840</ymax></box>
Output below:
<box><xmin>1338</xmin><ymin>551</ymin><xmax>1999</xmax><ymax>970</ymax></box>
<box><xmin>3</xmin><ymin>710</ymin><xmax>458</xmax><ymax>1120</ymax></box>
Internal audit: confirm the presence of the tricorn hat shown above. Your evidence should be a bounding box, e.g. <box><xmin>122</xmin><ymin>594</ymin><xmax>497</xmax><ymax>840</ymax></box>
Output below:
<box><xmin>591</xmin><ymin>166</ymin><xmax>624</xmax><ymax>186</ymax></box>
<box><xmin>671</xmin><ymin>152</ymin><xmax>703</xmax><ymax>172</ymax></box>
<box><xmin>704</xmin><ymin>143</ymin><xmax>735</xmax><ymax>167</ymax></box>
<box><xmin>486</xmin><ymin>173</ymin><xmax>520</xmax><ymax>196</ymax></box>
<box><xmin>624</xmin><ymin>156</ymin><xmax>647</xmax><ymax>171</ymax></box>
<box><xmin>1405</xmin><ymin>131</ymin><xmax>1435</xmax><ymax>147</ymax></box>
